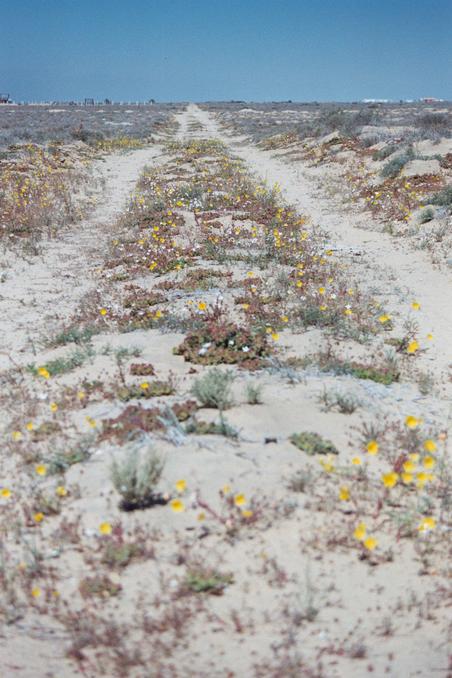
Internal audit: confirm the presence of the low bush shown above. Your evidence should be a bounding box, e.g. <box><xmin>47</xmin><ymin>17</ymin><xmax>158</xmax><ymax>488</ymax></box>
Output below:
<box><xmin>111</xmin><ymin>445</ymin><xmax>165</xmax><ymax>511</ymax></box>
<box><xmin>191</xmin><ymin>368</ymin><xmax>235</xmax><ymax>409</ymax></box>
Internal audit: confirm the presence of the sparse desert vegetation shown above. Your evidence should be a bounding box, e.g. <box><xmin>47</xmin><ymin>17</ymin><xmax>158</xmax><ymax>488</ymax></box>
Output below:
<box><xmin>0</xmin><ymin>101</ymin><xmax>450</xmax><ymax>677</ymax></box>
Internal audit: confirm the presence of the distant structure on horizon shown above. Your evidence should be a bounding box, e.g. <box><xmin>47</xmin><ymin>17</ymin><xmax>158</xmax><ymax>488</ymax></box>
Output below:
<box><xmin>0</xmin><ymin>93</ymin><xmax>11</xmax><ymax>103</ymax></box>
<box><xmin>420</xmin><ymin>97</ymin><xmax>444</xmax><ymax>103</ymax></box>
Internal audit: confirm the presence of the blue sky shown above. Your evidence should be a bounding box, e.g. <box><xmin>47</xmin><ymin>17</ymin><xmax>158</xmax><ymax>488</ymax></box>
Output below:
<box><xmin>1</xmin><ymin>0</ymin><xmax>450</xmax><ymax>102</ymax></box>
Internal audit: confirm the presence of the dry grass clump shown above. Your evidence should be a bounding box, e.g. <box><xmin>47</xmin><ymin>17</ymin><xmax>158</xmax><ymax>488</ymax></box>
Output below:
<box><xmin>191</xmin><ymin>368</ymin><xmax>235</xmax><ymax>409</ymax></box>
<box><xmin>111</xmin><ymin>444</ymin><xmax>165</xmax><ymax>510</ymax></box>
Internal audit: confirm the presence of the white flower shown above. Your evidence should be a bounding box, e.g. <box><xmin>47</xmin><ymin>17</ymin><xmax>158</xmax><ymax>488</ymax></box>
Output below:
<box><xmin>242</xmin><ymin>346</ymin><xmax>250</xmax><ymax>353</ymax></box>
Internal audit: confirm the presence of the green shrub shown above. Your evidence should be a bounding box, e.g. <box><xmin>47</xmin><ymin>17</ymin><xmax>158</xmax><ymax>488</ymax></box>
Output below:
<box><xmin>429</xmin><ymin>185</ymin><xmax>452</xmax><ymax>209</ymax></box>
<box><xmin>191</xmin><ymin>368</ymin><xmax>235</xmax><ymax>409</ymax></box>
<box><xmin>372</xmin><ymin>145</ymin><xmax>396</xmax><ymax>161</ymax></box>
<box><xmin>245</xmin><ymin>382</ymin><xmax>263</xmax><ymax>405</ymax></box>
<box><xmin>381</xmin><ymin>148</ymin><xmax>414</xmax><ymax>178</ymax></box>
<box><xmin>418</xmin><ymin>207</ymin><xmax>435</xmax><ymax>224</ymax></box>
<box><xmin>290</xmin><ymin>432</ymin><xmax>338</xmax><ymax>455</ymax></box>
<box><xmin>185</xmin><ymin>568</ymin><xmax>233</xmax><ymax>594</ymax></box>
<box><xmin>111</xmin><ymin>446</ymin><xmax>164</xmax><ymax>511</ymax></box>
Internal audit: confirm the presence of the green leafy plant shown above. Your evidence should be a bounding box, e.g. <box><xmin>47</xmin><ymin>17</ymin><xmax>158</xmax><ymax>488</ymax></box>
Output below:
<box><xmin>290</xmin><ymin>431</ymin><xmax>338</xmax><ymax>456</ymax></box>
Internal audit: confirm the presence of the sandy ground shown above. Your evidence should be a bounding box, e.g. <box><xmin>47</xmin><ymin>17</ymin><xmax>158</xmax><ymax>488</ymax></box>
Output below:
<box><xmin>186</xmin><ymin>105</ymin><xmax>452</xmax><ymax>384</ymax></box>
<box><xmin>0</xmin><ymin>106</ymin><xmax>450</xmax><ymax>677</ymax></box>
<box><xmin>0</xmin><ymin>146</ymin><xmax>165</xmax><ymax>371</ymax></box>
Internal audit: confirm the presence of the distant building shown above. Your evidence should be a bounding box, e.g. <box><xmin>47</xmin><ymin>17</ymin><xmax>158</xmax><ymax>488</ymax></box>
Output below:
<box><xmin>420</xmin><ymin>97</ymin><xmax>444</xmax><ymax>103</ymax></box>
<box><xmin>0</xmin><ymin>93</ymin><xmax>11</xmax><ymax>103</ymax></box>
<box><xmin>84</xmin><ymin>98</ymin><xmax>95</xmax><ymax>105</ymax></box>
<box><xmin>362</xmin><ymin>99</ymin><xmax>390</xmax><ymax>104</ymax></box>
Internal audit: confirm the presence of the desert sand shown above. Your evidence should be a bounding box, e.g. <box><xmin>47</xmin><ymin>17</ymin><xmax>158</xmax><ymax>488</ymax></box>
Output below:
<box><xmin>0</xmin><ymin>104</ymin><xmax>450</xmax><ymax>677</ymax></box>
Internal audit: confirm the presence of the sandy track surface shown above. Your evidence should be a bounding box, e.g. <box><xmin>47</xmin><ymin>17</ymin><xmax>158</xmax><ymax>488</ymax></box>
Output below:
<box><xmin>181</xmin><ymin>104</ymin><xmax>452</xmax><ymax>384</ymax></box>
<box><xmin>0</xmin><ymin>146</ymin><xmax>165</xmax><ymax>370</ymax></box>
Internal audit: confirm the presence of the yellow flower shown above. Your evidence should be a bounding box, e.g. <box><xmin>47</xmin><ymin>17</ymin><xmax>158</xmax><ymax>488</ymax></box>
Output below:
<box><xmin>296</xmin><ymin>280</ymin><xmax>303</xmax><ymax>288</ymax></box>
<box><xmin>409</xmin><ymin>452</ymin><xmax>420</xmax><ymax>463</ymax></box>
<box><xmin>155</xmin><ymin>309</ymin><xmax>163</xmax><ymax>319</ymax></box>
<box><xmin>222</xmin><ymin>484</ymin><xmax>231</xmax><ymax>495</ymax></box>
<box><xmin>403</xmin><ymin>460</ymin><xmax>416</xmax><ymax>473</ymax></box>
<box><xmin>175</xmin><ymin>479</ymin><xmax>186</xmax><ymax>494</ymax></box>
<box><xmin>364</xmin><ymin>536</ymin><xmax>377</xmax><ymax>551</ymax></box>
<box><xmin>1</xmin><ymin>488</ymin><xmax>12</xmax><ymax>499</ymax></box>
<box><xmin>351</xmin><ymin>456</ymin><xmax>362</xmax><ymax>466</ymax></box>
<box><xmin>423</xmin><ymin>456</ymin><xmax>436</xmax><ymax>469</ymax></box>
<box><xmin>407</xmin><ymin>340</ymin><xmax>419</xmax><ymax>354</ymax></box>
<box><xmin>353</xmin><ymin>522</ymin><xmax>366</xmax><ymax>541</ymax></box>
<box><xmin>281</xmin><ymin>315</ymin><xmax>289</xmax><ymax>323</ymax></box>
<box><xmin>405</xmin><ymin>415</ymin><xmax>421</xmax><ymax>429</ymax></box>
<box><xmin>402</xmin><ymin>472</ymin><xmax>414</xmax><ymax>484</ymax></box>
<box><xmin>366</xmin><ymin>440</ymin><xmax>379</xmax><ymax>455</ymax></box>
<box><xmin>241</xmin><ymin>509</ymin><xmax>254</xmax><ymax>519</ymax></box>
<box><xmin>417</xmin><ymin>517</ymin><xmax>436</xmax><ymax>533</ymax></box>
<box><xmin>99</xmin><ymin>308</ymin><xmax>107</xmax><ymax>316</ymax></box>
<box><xmin>77</xmin><ymin>390</ymin><xmax>86</xmax><ymax>400</ymax></box>
<box><xmin>416</xmin><ymin>472</ymin><xmax>433</xmax><ymax>489</ymax></box>
<box><xmin>50</xmin><ymin>402</ymin><xmax>58</xmax><ymax>413</ymax></box>
<box><xmin>99</xmin><ymin>522</ymin><xmax>112</xmax><ymax>535</ymax></box>
<box><xmin>56</xmin><ymin>486</ymin><xmax>67</xmax><ymax>497</ymax></box>
<box><xmin>319</xmin><ymin>305</ymin><xmax>327</xmax><ymax>311</ymax></box>
<box><xmin>318</xmin><ymin>287</ymin><xmax>326</xmax><ymax>295</ymax></box>
<box><xmin>140</xmin><ymin>382</ymin><xmax>149</xmax><ymax>390</ymax></box>
<box><xmin>271</xmin><ymin>333</ymin><xmax>280</xmax><ymax>341</ymax></box>
<box><xmin>378</xmin><ymin>314</ymin><xmax>391</xmax><ymax>324</ymax></box>
<box><xmin>12</xmin><ymin>431</ymin><xmax>22</xmax><ymax>442</ymax></box>
<box><xmin>25</xmin><ymin>421</ymin><xmax>34</xmax><ymax>432</ymax></box>
<box><xmin>423</xmin><ymin>439</ymin><xmax>437</xmax><ymax>453</ymax></box>
<box><xmin>320</xmin><ymin>457</ymin><xmax>335</xmax><ymax>473</ymax></box>
<box><xmin>426</xmin><ymin>333</ymin><xmax>433</xmax><ymax>341</ymax></box>
<box><xmin>411</xmin><ymin>301</ymin><xmax>420</xmax><ymax>311</ymax></box>
<box><xmin>339</xmin><ymin>486</ymin><xmax>350</xmax><ymax>501</ymax></box>
<box><xmin>33</xmin><ymin>512</ymin><xmax>44</xmax><ymax>523</ymax></box>
<box><xmin>170</xmin><ymin>499</ymin><xmax>185</xmax><ymax>513</ymax></box>
<box><xmin>31</xmin><ymin>587</ymin><xmax>41</xmax><ymax>598</ymax></box>
<box><xmin>344</xmin><ymin>308</ymin><xmax>353</xmax><ymax>316</ymax></box>
<box><xmin>234</xmin><ymin>493</ymin><xmax>246</xmax><ymax>507</ymax></box>
<box><xmin>37</xmin><ymin>366</ymin><xmax>50</xmax><ymax>379</ymax></box>
<box><xmin>381</xmin><ymin>472</ymin><xmax>398</xmax><ymax>488</ymax></box>
<box><xmin>197</xmin><ymin>301</ymin><xmax>207</xmax><ymax>311</ymax></box>
<box><xmin>35</xmin><ymin>464</ymin><xmax>47</xmax><ymax>477</ymax></box>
